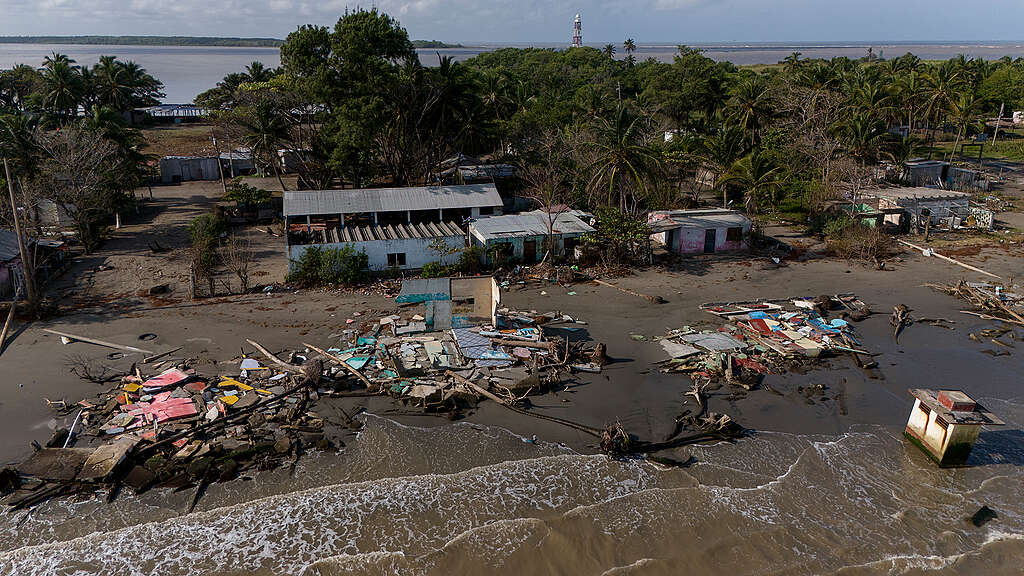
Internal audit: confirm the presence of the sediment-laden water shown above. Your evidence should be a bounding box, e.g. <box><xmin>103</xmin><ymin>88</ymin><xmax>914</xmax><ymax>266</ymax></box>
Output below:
<box><xmin>1</xmin><ymin>402</ymin><xmax>1020</xmax><ymax>575</ymax></box>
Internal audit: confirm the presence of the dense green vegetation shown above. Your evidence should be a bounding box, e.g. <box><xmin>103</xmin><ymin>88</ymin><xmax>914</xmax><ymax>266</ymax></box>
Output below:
<box><xmin>0</xmin><ymin>36</ymin><xmax>284</xmax><ymax>47</ymax></box>
<box><xmin>286</xmin><ymin>245</ymin><xmax>370</xmax><ymax>287</ymax></box>
<box><xmin>197</xmin><ymin>8</ymin><xmax>1024</xmax><ymax>236</ymax></box>
<box><xmin>0</xmin><ymin>53</ymin><xmax>164</xmax><ymax>310</ymax></box>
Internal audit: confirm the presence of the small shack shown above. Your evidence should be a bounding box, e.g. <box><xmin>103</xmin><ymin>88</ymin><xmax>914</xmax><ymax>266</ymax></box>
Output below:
<box><xmin>220</xmin><ymin>151</ymin><xmax>255</xmax><ymax>177</ymax></box>
<box><xmin>0</xmin><ymin>229</ymin><xmax>22</xmax><ymax>299</ymax></box>
<box><xmin>396</xmin><ymin>277</ymin><xmax>499</xmax><ymax>330</ymax></box>
<box><xmin>648</xmin><ymin>209</ymin><xmax>752</xmax><ymax>254</ymax></box>
<box><xmin>159</xmin><ymin>156</ymin><xmax>220</xmax><ymax>184</ymax></box>
<box><xmin>905</xmin><ymin>389</ymin><xmax>1003</xmax><ymax>467</ymax></box>
<box><xmin>903</xmin><ymin>160</ymin><xmax>947</xmax><ymax>187</ymax></box>
<box><xmin>469</xmin><ymin>209</ymin><xmax>594</xmax><ymax>264</ymax></box>
<box><xmin>861</xmin><ymin>187</ymin><xmax>991</xmax><ymax>231</ymax></box>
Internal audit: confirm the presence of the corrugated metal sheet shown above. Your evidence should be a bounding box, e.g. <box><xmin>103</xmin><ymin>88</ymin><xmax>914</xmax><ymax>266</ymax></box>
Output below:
<box><xmin>325</xmin><ymin>221</ymin><xmax>464</xmax><ymax>243</ymax></box>
<box><xmin>470</xmin><ymin>210</ymin><xmax>595</xmax><ymax>240</ymax></box>
<box><xmin>865</xmin><ymin>187</ymin><xmax>970</xmax><ymax>202</ymax></box>
<box><xmin>648</xmin><ymin>209</ymin><xmax>751</xmax><ymax>231</ymax></box>
<box><xmin>0</xmin><ymin>229</ymin><xmax>19</xmax><ymax>262</ymax></box>
<box><xmin>284</xmin><ymin>184</ymin><xmax>502</xmax><ymax>217</ymax></box>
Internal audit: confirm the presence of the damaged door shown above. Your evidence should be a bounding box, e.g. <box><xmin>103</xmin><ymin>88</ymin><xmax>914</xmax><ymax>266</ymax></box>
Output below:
<box><xmin>703</xmin><ymin>229</ymin><xmax>717</xmax><ymax>253</ymax></box>
<box><xmin>523</xmin><ymin>239</ymin><xmax>538</xmax><ymax>263</ymax></box>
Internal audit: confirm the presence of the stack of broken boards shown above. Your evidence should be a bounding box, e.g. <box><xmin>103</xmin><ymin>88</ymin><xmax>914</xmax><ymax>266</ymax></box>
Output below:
<box><xmin>658</xmin><ymin>295</ymin><xmax>867</xmax><ymax>380</ymax></box>
<box><xmin>6</xmin><ymin>357</ymin><xmax>327</xmax><ymax>510</ymax></box>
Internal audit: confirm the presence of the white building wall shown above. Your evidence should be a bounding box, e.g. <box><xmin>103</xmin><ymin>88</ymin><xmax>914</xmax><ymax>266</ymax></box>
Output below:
<box><xmin>287</xmin><ymin>235</ymin><xmax>465</xmax><ymax>272</ymax></box>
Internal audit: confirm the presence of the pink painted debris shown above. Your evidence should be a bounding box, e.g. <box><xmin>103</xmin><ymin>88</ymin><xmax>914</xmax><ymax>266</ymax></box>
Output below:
<box><xmin>141</xmin><ymin>368</ymin><xmax>191</xmax><ymax>390</ymax></box>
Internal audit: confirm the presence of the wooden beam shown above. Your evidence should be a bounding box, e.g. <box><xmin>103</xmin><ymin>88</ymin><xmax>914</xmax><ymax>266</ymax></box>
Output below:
<box><xmin>897</xmin><ymin>239</ymin><xmax>1001</xmax><ymax>279</ymax></box>
<box><xmin>42</xmin><ymin>328</ymin><xmax>154</xmax><ymax>354</ymax></box>
<box><xmin>302</xmin><ymin>342</ymin><xmax>375</xmax><ymax>389</ymax></box>
<box><xmin>245</xmin><ymin>338</ymin><xmax>301</xmax><ymax>371</ymax></box>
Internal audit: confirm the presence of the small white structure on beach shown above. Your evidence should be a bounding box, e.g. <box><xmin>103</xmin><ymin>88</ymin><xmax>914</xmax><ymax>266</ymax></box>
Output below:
<box><xmin>647</xmin><ymin>209</ymin><xmax>752</xmax><ymax>254</ymax></box>
<box><xmin>905</xmin><ymin>389</ymin><xmax>1003</xmax><ymax>467</ymax></box>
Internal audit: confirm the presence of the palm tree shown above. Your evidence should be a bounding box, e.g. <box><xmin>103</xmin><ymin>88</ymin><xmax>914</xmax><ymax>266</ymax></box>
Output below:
<box><xmin>244</xmin><ymin>61</ymin><xmax>275</xmax><ymax>83</ymax></box>
<box><xmin>603</xmin><ymin>44</ymin><xmax>616</xmax><ymax>58</ymax></box>
<box><xmin>41</xmin><ymin>53</ymin><xmax>82</xmax><ymax>124</ymax></box>
<box><xmin>585</xmin><ymin>106</ymin><xmax>662</xmax><ymax>211</ymax></box>
<box><xmin>699</xmin><ymin>124</ymin><xmax>748</xmax><ymax>207</ymax></box>
<box><xmin>728</xmin><ymin>77</ymin><xmax>775</xmax><ymax>145</ymax></box>
<box><xmin>921</xmin><ymin>66</ymin><xmax>964</xmax><ymax>155</ymax></box>
<box><xmin>623</xmin><ymin>38</ymin><xmax>636</xmax><ymax>67</ymax></box>
<box><xmin>238</xmin><ymin>99</ymin><xmax>291</xmax><ymax>191</ymax></box>
<box><xmin>783</xmin><ymin>52</ymin><xmax>802</xmax><ymax>73</ymax></box>
<box><xmin>947</xmin><ymin>91</ymin><xmax>981</xmax><ymax>163</ymax></box>
<box><xmin>720</xmin><ymin>149</ymin><xmax>785</xmax><ymax>215</ymax></box>
<box><xmin>93</xmin><ymin>55</ymin><xmax>132</xmax><ymax>112</ymax></box>
<box><xmin>836</xmin><ymin>112</ymin><xmax>886</xmax><ymax>166</ymax></box>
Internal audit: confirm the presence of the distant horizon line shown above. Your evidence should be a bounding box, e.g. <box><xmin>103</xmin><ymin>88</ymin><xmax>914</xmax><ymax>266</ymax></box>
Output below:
<box><xmin>3</xmin><ymin>36</ymin><xmax>1024</xmax><ymax>49</ymax></box>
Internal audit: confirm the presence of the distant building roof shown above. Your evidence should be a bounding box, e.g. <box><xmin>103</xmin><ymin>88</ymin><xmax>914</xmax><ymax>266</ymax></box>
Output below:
<box><xmin>325</xmin><ymin>221</ymin><xmax>464</xmax><ymax>243</ymax></box>
<box><xmin>905</xmin><ymin>159</ymin><xmax>949</xmax><ymax>167</ymax></box>
<box><xmin>137</xmin><ymin>104</ymin><xmax>209</xmax><ymax>117</ymax></box>
<box><xmin>0</xmin><ymin>229</ymin><xmax>19</xmax><ymax>262</ymax></box>
<box><xmin>470</xmin><ymin>209</ymin><xmax>595</xmax><ymax>241</ymax></box>
<box><xmin>457</xmin><ymin>164</ymin><xmax>518</xmax><ymax>181</ymax></box>
<box><xmin>647</xmin><ymin>209</ymin><xmax>751</xmax><ymax>233</ymax></box>
<box><xmin>284</xmin><ymin>184</ymin><xmax>502</xmax><ymax>217</ymax></box>
<box><xmin>864</xmin><ymin>187</ymin><xmax>970</xmax><ymax>202</ymax></box>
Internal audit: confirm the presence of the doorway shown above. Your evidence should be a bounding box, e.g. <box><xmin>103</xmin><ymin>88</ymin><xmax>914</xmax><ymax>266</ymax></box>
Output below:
<box><xmin>703</xmin><ymin>229</ymin><xmax>717</xmax><ymax>253</ymax></box>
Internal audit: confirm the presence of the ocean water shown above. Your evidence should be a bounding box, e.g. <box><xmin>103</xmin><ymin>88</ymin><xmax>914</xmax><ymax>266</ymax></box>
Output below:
<box><xmin>0</xmin><ymin>405</ymin><xmax>1021</xmax><ymax>576</ymax></box>
<box><xmin>4</xmin><ymin>42</ymin><xmax>1024</xmax><ymax>104</ymax></box>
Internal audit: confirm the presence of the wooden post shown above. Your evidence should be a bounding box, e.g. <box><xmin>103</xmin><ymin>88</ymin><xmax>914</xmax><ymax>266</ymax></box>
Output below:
<box><xmin>212</xmin><ymin>131</ymin><xmax>228</xmax><ymax>196</ymax></box>
<box><xmin>3</xmin><ymin>158</ymin><xmax>36</xmax><ymax>308</ymax></box>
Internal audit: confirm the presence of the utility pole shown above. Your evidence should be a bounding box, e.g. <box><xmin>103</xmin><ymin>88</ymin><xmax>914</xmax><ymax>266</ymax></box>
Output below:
<box><xmin>3</xmin><ymin>158</ymin><xmax>36</xmax><ymax>307</ymax></box>
<box><xmin>212</xmin><ymin>130</ymin><xmax>228</xmax><ymax>196</ymax></box>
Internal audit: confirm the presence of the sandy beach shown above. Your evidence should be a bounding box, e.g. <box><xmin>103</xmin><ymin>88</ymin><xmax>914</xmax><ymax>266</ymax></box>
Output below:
<box><xmin>0</xmin><ymin>181</ymin><xmax>1022</xmax><ymax>575</ymax></box>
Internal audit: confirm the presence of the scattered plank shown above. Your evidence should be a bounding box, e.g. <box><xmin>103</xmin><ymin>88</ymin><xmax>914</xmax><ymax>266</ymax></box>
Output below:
<box><xmin>42</xmin><ymin>328</ymin><xmax>155</xmax><ymax>355</ymax></box>
<box><xmin>144</xmin><ymin>346</ymin><xmax>183</xmax><ymax>364</ymax></box>
<box><xmin>245</xmin><ymin>339</ymin><xmax>301</xmax><ymax>371</ymax></box>
<box><xmin>898</xmin><ymin>239</ymin><xmax>1001</xmax><ymax>279</ymax></box>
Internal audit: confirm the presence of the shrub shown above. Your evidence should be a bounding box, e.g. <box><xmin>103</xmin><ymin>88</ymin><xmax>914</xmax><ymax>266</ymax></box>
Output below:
<box><xmin>421</xmin><ymin>261</ymin><xmax>447</xmax><ymax>278</ymax></box>
<box><xmin>822</xmin><ymin>214</ymin><xmax>855</xmax><ymax>238</ymax></box>
<box><xmin>456</xmin><ymin>245</ymin><xmax>485</xmax><ymax>274</ymax></box>
<box><xmin>223</xmin><ymin>178</ymin><xmax>273</xmax><ymax>206</ymax></box>
<box><xmin>188</xmin><ymin>212</ymin><xmax>225</xmax><ymax>280</ymax></box>
<box><xmin>287</xmin><ymin>245</ymin><xmax>369</xmax><ymax>287</ymax></box>
<box><xmin>826</xmin><ymin>222</ymin><xmax>894</xmax><ymax>262</ymax></box>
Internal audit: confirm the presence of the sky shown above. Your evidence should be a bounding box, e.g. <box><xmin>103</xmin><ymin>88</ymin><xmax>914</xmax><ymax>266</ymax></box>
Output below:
<box><xmin>1</xmin><ymin>0</ymin><xmax>1024</xmax><ymax>44</ymax></box>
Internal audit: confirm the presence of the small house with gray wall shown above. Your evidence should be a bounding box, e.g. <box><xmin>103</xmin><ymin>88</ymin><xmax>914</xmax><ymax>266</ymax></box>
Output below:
<box><xmin>648</xmin><ymin>209</ymin><xmax>752</xmax><ymax>254</ymax></box>
<box><xmin>284</xmin><ymin>184</ymin><xmax>503</xmax><ymax>272</ymax></box>
<box><xmin>469</xmin><ymin>209</ymin><xmax>595</xmax><ymax>264</ymax></box>
<box><xmin>159</xmin><ymin>156</ymin><xmax>220</xmax><ymax>184</ymax></box>
<box><xmin>862</xmin><ymin>187</ymin><xmax>991</xmax><ymax>231</ymax></box>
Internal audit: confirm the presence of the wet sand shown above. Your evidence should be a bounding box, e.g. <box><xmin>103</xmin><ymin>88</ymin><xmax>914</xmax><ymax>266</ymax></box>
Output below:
<box><xmin>1</xmin><ymin>185</ymin><xmax>1023</xmax><ymax>574</ymax></box>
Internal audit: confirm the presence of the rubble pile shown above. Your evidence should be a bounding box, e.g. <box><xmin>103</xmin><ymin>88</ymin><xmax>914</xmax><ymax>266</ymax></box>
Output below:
<box><xmin>929</xmin><ymin>280</ymin><xmax>1024</xmax><ymax>327</ymax></box>
<box><xmin>656</xmin><ymin>295</ymin><xmax>871</xmax><ymax>388</ymax></box>
<box><xmin>3</xmin><ymin>282</ymin><xmax>604</xmax><ymax>510</ymax></box>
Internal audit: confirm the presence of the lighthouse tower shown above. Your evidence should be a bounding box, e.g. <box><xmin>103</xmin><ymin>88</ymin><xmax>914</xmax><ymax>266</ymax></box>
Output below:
<box><xmin>571</xmin><ymin>14</ymin><xmax>582</xmax><ymax>48</ymax></box>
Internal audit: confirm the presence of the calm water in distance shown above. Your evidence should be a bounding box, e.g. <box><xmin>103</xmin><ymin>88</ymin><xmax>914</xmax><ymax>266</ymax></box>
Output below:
<box><xmin>2</xmin><ymin>42</ymin><xmax>1024</xmax><ymax>103</ymax></box>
